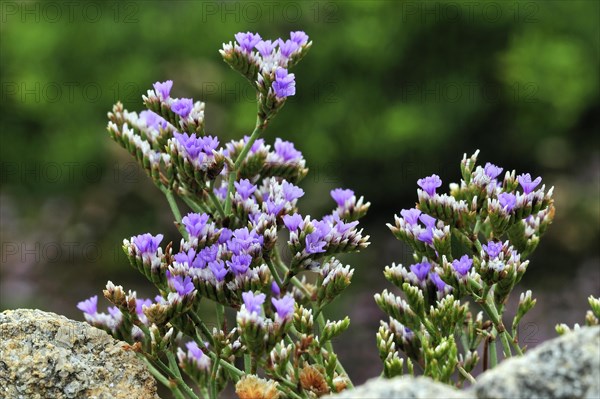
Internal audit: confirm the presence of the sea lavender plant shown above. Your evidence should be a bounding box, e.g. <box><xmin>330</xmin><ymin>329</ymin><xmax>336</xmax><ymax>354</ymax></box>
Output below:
<box><xmin>375</xmin><ymin>150</ymin><xmax>555</xmax><ymax>386</ymax></box>
<box><xmin>78</xmin><ymin>31</ymin><xmax>370</xmax><ymax>399</ymax></box>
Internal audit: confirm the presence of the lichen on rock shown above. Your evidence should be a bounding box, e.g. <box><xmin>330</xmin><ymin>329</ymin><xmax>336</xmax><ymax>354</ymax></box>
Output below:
<box><xmin>0</xmin><ymin>309</ymin><xmax>160</xmax><ymax>399</ymax></box>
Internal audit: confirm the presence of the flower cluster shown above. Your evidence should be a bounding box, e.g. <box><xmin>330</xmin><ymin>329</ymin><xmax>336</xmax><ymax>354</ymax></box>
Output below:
<box><xmin>377</xmin><ymin>150</ymin><xmax>555</xmax><ymax>385</ymax></box>
<box><xmin>220</xmin><ymin>31</ymin><xmax>312</xmax><ymax>124</ymax></box>
<box><xmin>79</xmin><ymin>31</ymin><xmax>368</xmax><ymax>399</ymax></box>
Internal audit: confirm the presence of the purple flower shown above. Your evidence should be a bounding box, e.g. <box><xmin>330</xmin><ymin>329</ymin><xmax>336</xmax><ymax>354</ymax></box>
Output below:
<box><xmin>108</xmin><ymin>306</ymin><xmax>121</xmax><ymax>318</ymax></box>
<box><xmin>266</xmin><ymin>199</ymin><xmax>285</xmax><ymax>216</ymax></box>
<box><xmin>274</xmin><ymin>138</ymin><xmax>302</xmax><ymax>162</ymax></box>
<box><xmin>174</xmin><ymin>248</ymin><xmax>197</xmax><ymax>267</ymax></box>
<box><xmin>312</xmin><ymin>220</ymin><xmax>332</xmax><ymax>237</ymax></box>
<box><xmin>400</xmin><ymin>208</ymin><xmax>422</xmax><ymax>225</ymax></box>
<box><xmin>430</xmin><ymin>273</ymin><xmax>448</xmax><ymax>291</ymax></box>
<box><xmin>171</xmin><ymin>275</ymin><xmax>194</xmax><ymax>296</ymax></box>
<box><xmin>417</xmin><ymin>228</ymin><xmax>434</xmax><ymax>245</ymax></box>
<box><xmin>132</xmin><ymin>233</ymin><xmax>163</xmax><ymax>254</ymax></box>
<box><xmin>234</xmin><ymin>179</ymin><xmax>257</xmax><ymax>200</ymax></box>
<box><xmin>235</xmin><ymin>32</ymin><xmax>262</xmax><ymax>53</ymax></box>
<box><xmin>452</xmin><ymin>255</ymin><xmax>473</xmax><ymax>276</ymax></box>
<box><xmin>139</xmin><ymin>110</ymin><xmax>167</xmax><ymax>130</ymax></box>
<box><xmin>417</xmin><ymin>174</ymin><xmax>442</xmax><ymax>196</ymax></box>
<box><xmin>330</xmin><ymin>188</ymin><xmax>354</xmax><ymax>207</ymax></box>
<box><xmin>271</xmin><ymin>281</ymin><xmax>281</xmax><ymax>297</ymax></box>
<box><xmin>136</xmin><ymin>298</ymin><xmax>152</xmax><ymax>316</ymax></box>
<box><xmin>171</xmin><ymin>98</ymin><xmax>194</xmax><ymax>119</ymax></box>
<box><xmin>283</xmin><ymin>213</ymin><xmax>303</xmax><ymax>231</ymax></box>
<box><xmin>77</xmin><ymin>295</ymin><xmax>98</xmax><ymax>315</ymax></box>
<box><xmin>282</xmin><ymin>181</ymin><xmax>304</xmax><ymax>202</ymax></box>
<box><xmin>153</xmin><ymin>80</ymin><xmax>173</xmax><ymax>99</ymax></box>
<box><xmin>290</xmin><ymin>31</ymin><xmax>309</xmax><ymax>46</ymax></box>
<box><xmin>242</xmin><ymin>291</ymin><xmax>266</xmax><ymax>314</ymax></box>
<box><xmin>182</xmin><ymin>213</ymin><xmax>209</xmax><ymax>237</ymax></box>
<box><xmin>218</xmin><ymin>228</ymin><xmax>233</xmax><ymax>244</ymax></box>
<box><xmin>255</xmin><ymin>39</ymin><xmax>275</xmax><ymax>57</ymax></box>
<box><xmin>498</xmin><ymin>192</ymin><xmax>517</xmax><ymax>212</ymax></box>
<box><xmin>209</xmin><ymin>260</ymin><xmax>228</xmax><ymax>282</ymax></box>
<box><xmin>483</xmin><ymin>241</ymin><xmax>503</xmax><ymax>258</ymax></box>
<box><xmin>518</xmin><ymin>173</ymin><xmax>542</xmax><ymax>194</ymax></box>
<box><xmin>272</xmin><ymin>67</ymin><xmax>296</xmax><ymax>99</ymax></box>
<box><xmin>334</xmin><ymin>217</ymin><xmax>359</xmax><ymax>234</ymax></box>
<box><xmin>484</xmin><ymin>162</ymin><xmax>503</xmax><ymax>179</ymax></box>
<box><xmin>175</xmin><ymin>132</ymin><xmax>204</xmax><ymax>161</ymax></box>
<box><xmin>419</xmin><ymin>214</ymin><xmax>436</xmax><ymax>228</ymax></box>
<box><xmin>278</xmin><ymin>39</ymin><xmax>299</xmax><ymax>58</ymax></box>
<box><xmin>227</xmin><ymin>254</ymin><xmax>252</xmax><ymax>276</ymax></box>
<box><xmin>410</xmin><ymin>261</ymin><xmax>431</xmax><ymax>282</ymax></box>
<box><xmin>198</xmin><ymin>244</ymin><xmax>219</xmax><ymax>265</ymax></box>
<box><xmin>305</xmin><ymin>232</ymin><xmax>327</xmax><ymax>254</ymax></box>
<box><xmin>272</xmin><ymin>295</ymin><xmax>295</xmax><ymax>320</ymax></box>
<box><xmin>186</xmin><ymin>341</ymin><xmax>204</xmax><ymax>360</ymax></box>
<box><xmin>199</xmin><ymin>135</ymin><xmax>219</xmax><ymax>154</ymax></box>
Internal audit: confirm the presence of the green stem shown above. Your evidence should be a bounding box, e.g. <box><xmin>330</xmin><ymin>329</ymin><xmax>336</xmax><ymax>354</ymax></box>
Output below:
<box><xmin>481</xmin><ymin>292</ymin><xmax>521</xmax><ymax>358</ymax></box>
<box><xmin>182</xmin><ymin>195</ymin><xmax>210</xmax><ymax>214</ymax></box>
<box><xmin>154</xmin><ymin>358</ymin><xmax>199</xmax><ymax>399</ymax></box>
<box><xmin>216</xmin><ymin>303</ymin><xmax>225</xmax><ymax>330</ymax></box>
<box><xmin>209</xmin><ymin>351</ymin><xmax>220</xmax><ymax>399</ymax></box>
<box><xmin>244</xmin><ymin>354</ymin><xmax>251</xmax><ymax>374</ymax></box>
<box><xmin>265</xmin><ymin>257</ymin><xmax>284</xmax><ymax>288</ymax></box>
<box><xmin>489</xmin><ymin>331</ymin><xmax>498</xmax><ymax>368</ymax></box>
<box><xmin>162</xmin><ymin>187</ymin><xmax>188</xmax><ymax>239</ymax></box>
<box><xmin>137</xmin><ymin>355</ymin><xmax>174</xmax><ymax>390</ymax></box>
<box><xmin>187</xmin><ymin>310</ymin><xmax>215</xmax><ymax>347</ymax></box>
<box><xmin>207</xmin><ymin>189</ymin><xmax>226</xmax><ymax>219</ymax></box>
<box><xmin>215</xmin><ymin>356</ymin><xmax>244</xmax><ymax>380</ymax></box>
<box><xmin>224</xmin><ymin>120</ymin><xmax>264</xmax><ymax>215</ymax></box>
<box><xmin>166</xmin><ymin>351</ymin><xmax>183</xmax><ymax>379</ymax></box>
<box><xmin>316</xmin><ymin>312</ymin><xmax>353</xmax><ymax>389</ymax></box>
<box><xmin>458</xmin><ymin>365</ymin><xmax>476</xmax><ymax>384</ymax></box>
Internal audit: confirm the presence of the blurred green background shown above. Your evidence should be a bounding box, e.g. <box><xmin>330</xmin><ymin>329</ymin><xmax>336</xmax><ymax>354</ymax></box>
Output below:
<box><xmin>1</xmin><ymin>0</ymin><xmax>599</xmax><ymax>387</ymax></box>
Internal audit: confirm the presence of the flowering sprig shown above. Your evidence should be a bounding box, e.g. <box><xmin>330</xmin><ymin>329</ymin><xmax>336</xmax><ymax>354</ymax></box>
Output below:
<box><xmin>556</xmin><ymin>296</ymin><xmax>600</xmax><ymax>335</ymax></box>
<box><xmin>376</xmin><ymin>150</ymin><xmax>555</xmax><ymax>386</ymax></box>
<box><xmin>80</xmin><ymin>31</ymin><xmax>369</xmax><ymax>399</ymax></box>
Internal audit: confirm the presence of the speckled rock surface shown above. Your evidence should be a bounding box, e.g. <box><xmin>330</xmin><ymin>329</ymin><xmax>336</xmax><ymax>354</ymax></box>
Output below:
<box><xmin>325</xmin><ymin>326</ymin><xmax>599</xmax><ymax>399</ymax></box>
<box><xmin>473</xmin><ymin>325</ymin><xmax>600</xmax><ymax>399</ymax></box>
<box><xmin>0</xmin><ymin>308</ymin><xmax>160</xmax><ymax>399</ymax></box>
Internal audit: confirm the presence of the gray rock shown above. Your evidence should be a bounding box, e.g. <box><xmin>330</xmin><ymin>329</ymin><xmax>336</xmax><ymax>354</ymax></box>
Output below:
<box><xmin>323</xmin><ymin>376</ymin><xmax>469</xmax><ymax>398</ymax></box>
<box><xmin>0</xmin><ymin>309</ymin><xmax>160</xmax><ymax>399</ymax></box>
<box><xmin>472</xmin><ymin>325</ymin><xmax>600</xmax><ymax>399</ymax></box>
<box><xmin>325</xmin><ymin>326</ymin><xmax>599</xmax><ymax>399</ymax></box>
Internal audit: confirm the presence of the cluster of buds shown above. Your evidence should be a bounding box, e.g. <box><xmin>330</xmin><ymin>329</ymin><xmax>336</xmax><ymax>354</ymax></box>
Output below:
<box><xmin>79</xmin><ymin>31</ymin><xmax>369</xmax><ymax>399</ymax></box>
<box><xmin>556</xmin><ymin>296</ymin><xmax>600</xmax><ymax>335</ymax></box>
<box><xmin>377</xmin><ymin>150</ymin><xmax>555</xmax><ymax>386</ymax></box>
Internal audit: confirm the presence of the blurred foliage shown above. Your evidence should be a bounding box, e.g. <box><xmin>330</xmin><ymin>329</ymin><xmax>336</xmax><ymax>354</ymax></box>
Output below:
<box><xmin>1</xmin><ymin>0</ymin><xmax>599</xmax><ymax>384</ymax></box>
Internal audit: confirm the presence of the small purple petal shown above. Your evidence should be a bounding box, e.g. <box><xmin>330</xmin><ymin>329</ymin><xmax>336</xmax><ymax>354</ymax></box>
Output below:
<box><xmin>518</xmin><ymin>173</ymin><xmax>542</xmax><ymax>194</ymax></box>
<box><xmin>400</xmin><ymin>208</ymin><xmax>422</xmax><ymax>225</ymax></box>
<box><xmin>417</xmin><ymin>174</ymin><xmax>442</xmax><ymax>196</ymax></box>
<box><xmin>484</xmin><ymin>162</ymin><xmax>503</xmax><ymax>179</ymax></box>
<box><xmin>235</xmin><ymin>32</ymin><xmax>262</xmax><ymax>53</ymax></box>
<box><xmin>242</xmin><ymin>291</ymin><xmax>266</xmax><ymax>314</ymax></box>
<box><xmin>410</xmin><ymin>261</ymin><xmax>431</xmax><ymax>282</ymax></box>
<box><xmin>452</xmin><ymin>255</ymin><xmax>473</xmax><ymax>276</ymax></box>
<box><xmin>171</xmin><ymin>98</ymin><xmax>194</xmax><ymax>119</ymax></box>
<box><xmin>272</xmin><ymin>295</ymin><xmax>295</xmax><ymax>320</ymax></box>
<box><xmin>290</xmin><ymin>31</ymin><xmax>309</xmax><ymax>46</ymax></box>
<box><xmin>153</xmin><ymin>80</ymin><xmax>173</xmax><ymax>99</ymax></box>
<box><xmin>77</xmin><ymin>295</ymin><xmax>98</xmax><ymax>315</ymax></box>
<box><xmin>330</xmin><ymin>188</ymin><xmax>354</xmax><ymax>207</ymax></box>
<box><xmin>283</xmin><ymin>213</ymin><xmax>304</xmax><ymax>231</ymax></box>
<box><xmin>498</xmin><ymin>192</ymin><xmax>517</xmax><ymax>212</ymax></box>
